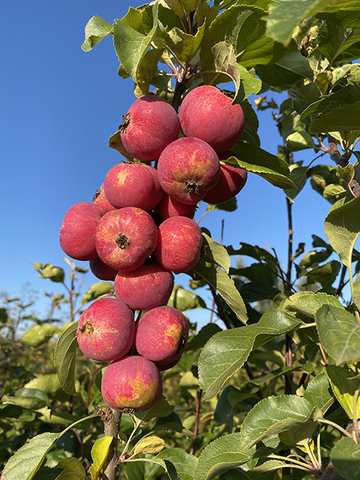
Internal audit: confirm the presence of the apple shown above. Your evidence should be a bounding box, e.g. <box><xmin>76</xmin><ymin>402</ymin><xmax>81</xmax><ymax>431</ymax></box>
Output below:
<box><xmin>178</xmin><ymin>85</ymin><xmax>245</xmax><ymax>152</ymax></box>
<box><xmin>76</xmin><ymin>297</ymin><xmax>135</xmax><ymax>362</ymax></box>
<box><xmin>101</xmin><ymin>355</ymin><xmax>163</xmax><ymax>412</ymax></box>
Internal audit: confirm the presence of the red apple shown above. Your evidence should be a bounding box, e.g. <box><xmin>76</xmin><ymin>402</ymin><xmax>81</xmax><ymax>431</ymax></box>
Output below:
<box><xmin>89</xmin><ymin>257</ymin><xmax>118</xmax><ymax>281</ymax></box>
<box><xmin>178</xmin><ymin>85</ymin><xmax>245</xmax><ymax>152</ymax></box>
<box><xmin>120</xmin><ymin>95</ymin><xmax>180</xmax><ymax>162</ymax></box>
<box><xmin>59</xmin><ymin>202</ymin><xmax>104</xmax><ymax>261</ymax></box>
<box><xmin>134</xmin><ymin>306</ymin><xmax>189</xmax><ymax>365</ymax></box>
<box><xmin>158</xmin><ymin>194</ymin><xmax>197</xmax><ymax>221</ymax></box>
<box><xmin>203</xmin><ymin>151</ymin><xmax>247</xmax><ymax>204</ymax></box>
<box><xmin>101</xmin><ymin>355</ymin><xmax>163</xmax><ymax>412</ymax></box>
<box><xmin>157</xmin><ymin>137</ymin><xmax>220</xmax><ymax>205</ymax></box>
<box><xmin>114</xmin><ymin>260</ymin><xmax>174</xmax><ymax>311</ymax></box>
<box><xmin>95</xmin><ymin>207</ymin><xmax>158</xmax><ymax>272</ymax></box>
<box><xmin>104</xmin><ymin>163</ymin><xmax>163</xmax><ymax>211</ymax></box>
<box><xmin>93</xmin><ymin>184</ymin><xmax>116</xmax><ymax>213</ymax></box>
<box><xmin>77</xmin><ymin>297</ymin><xmax>134</xmax><ymax>362</ymax></box>
<box><xmin>154</xmin><ymin>216</ymin><xmax>202</xmax><ymax>273</ymax></box>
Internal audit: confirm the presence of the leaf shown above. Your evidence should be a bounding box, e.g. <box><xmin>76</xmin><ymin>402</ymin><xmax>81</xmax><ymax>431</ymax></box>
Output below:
<box><xmin>331</xmin><ymin>437</ymin><xmax>360</xmax><ymax>480</ymax></box>
<box><xmin>310</xmin><ymin>101</ymin><xmax>360</xmax><ymax>133</ymax></box>
<box><xmin>1</xmin><ymin>432</ymin><xmax>60</xmax><ymax>480</ymax></box>
<box><xmin>113</xmin><ymin>3</ymin><xmax>159</xmax><ymax>82</ymax></box>
<box><xmin>1</xmin><ymin>388</ymin><xmax>50</xmax><ymax>410</ymax></box>
<box><xmin>201</xmin><ymin>231</ymin><xmax>231</xmax><ymax>273</ymax></box>
<box><xmin>265</xmin><ymin>0</ymin><xmax>336</xmax><ymax>46</ymax></box>
<box><xmin>316</xmin><ymin>304</ymin><xmax>360</xmax><ymax>365</ymax></box>
<box><xmin>326</xmin><ymin>365</ymin><xmax>360</xmax><ymax>419</ymax></box>
<box><xmin>324</xmin><ymin>196</ymin><xmax>360</xmax><ymax>272</ymax></box>
<box><xmin>186</xmin><ymin>323</ymin><xmax>223</xmax><ymax>351</ymax></box>
<box><xmin>198</xmin><ymin>310</ymin><xmax>302</xmax><ymax>400</ymax></box>
<box><xmin>21</xmin><ymin>325</ymin><xmax>60</xmax><ymax>347</ymax></box>
<box><xmin>133</xmin><ymin>395</ymin><xmax>174</xmax><ymax>425</ymax></box>
<box><xmin>303</xmin><ymin>371</ymin><xmax>334</xmax><ymax>414</ymax></box>
<box><xmin>134</xmin><ymin>436</ymin><xmax>165</xmax><ymax>456</ymax></box>
<box><xmin>281</xmin><ymin>291</ymin><xmax>343</xmax><ymax>319</ymax></box>
<box><xmin>81</xmin><ymin>16</ymin><xmax>113</xmax><ymax>52</ymax></box>
<box><xmin>24</xmin><ymin>374</ymin><xmax>62</xmax><ymax>397</ymax></box>
<box><xmin>35</xmin><ymin>264</ymin><xmax>65</xmax><ymax>283</ymax></box>
<box><xmin>167</xmin><ymin>285</ymin><xmax>206</xmax><ymax>311</ymax></box>
<box><xmin>166</xmin><ymin>22</ymin><xmax>205</xmax><ymax>63</ymax></box>
<box><xmin>190</xmin><ymin>263</ymin><xmax>248</xmax><ymax>325</ymax></box>
<box><xmin>306</xmin><ymin>260</ymin><xmax>341</xmax><ymax>290</ymax></box>
<box><xmin>89</xmin><ymin>436</ymin><xmax>113</xmax><ymax>480</ymax></box>
<box><xmin>230</xmin><ymin>143</ymin><xmax>294</xmax><ymax>189</ymax></box>
<box><xmin>56</xmin><ymin>458</ymin><xmax>86</xmax><ymax>480</ymax></box>
<box><xmin>81</xmin><ymin>282</ymin><xmax>114</xmax><ymax>304</ymax></box>
<box><xmin>156</xmin><ymin>448</ymin><xmax>198</xmax><ymax>480</ymax></box>
<box><xmin>108</xmin><ymin>131</ymin><xmax>135</xmax><ymax>161</ymax></box>
<box><xmin>53</xmin><ymin>322</ymin><xmax>78</xmax><ymax>395</ymax></box>
<box><xmin>195</xmin><ymin>433</ymin><xmax>254</xmax><ymax>480</ymax></box>
<box><xmin>240</xmin><ymin>395</ymin><xmax>317</xmax><ymax>450</ymax></box>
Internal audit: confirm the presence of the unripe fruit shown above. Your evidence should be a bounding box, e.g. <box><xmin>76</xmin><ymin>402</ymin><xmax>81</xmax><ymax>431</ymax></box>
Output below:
<box><xmin>157</xmin><ymin>137</ymin><xmax>220</xmax><ymax>205</ymax></box>
<box><xmin>203</xmin><ymin>151</ymin><xmax>247</xmax><ymax>204</ymax></box>
<box><xmin>59</xmin><ymin>202</ymin><xmax>104</xmax><ymax>261</ymax></box>
<box><xmin>178</xmin><ymin>85</ymin><xmax>245</xmax><ymax>152</ymax></box>
<box><xmin>120</xmin><ymin>95</ymin><xmax>180</xmax><ymax>162</ymax></box>
<box><xmin>95</xmin><ymin>207</ymin><xmax>158</xmax><ymax>272</ymax></box>
<box><xmin>89</xmin><ymin>257</ymin><xmax>118</xmax><ymax>281</ymax></box>
<box><xmin>114</xmin><ymin>260</ymin><xmax>174</xmax><ymax>311</ymax></box>
<box><xmin>104</xmin><ymin>163</ymin><xmax>164</xmax><ymax>211</ymax></box>
<box><xmin>158</xmin><ymin>194</ymin><xmax>197</xmax><ymax>221</ymax></box>
<box><xmin>154</xmin><ymin>216</ymin><xmax>202</xmax><ymax>273</ymax></box>
<box><xmin>76</xmin><ymin>297</ymin><xmax>135</xmax><ymax>362</ymax></box>
<box><xmin>134</xmin><ymin>306</ymin><xmax>189</xmax><ymax>365</ymax></box>
<box><xmin>101</xmin><ymin>356</ymin><xmax>163</xmax><ymax>412</ymax></box>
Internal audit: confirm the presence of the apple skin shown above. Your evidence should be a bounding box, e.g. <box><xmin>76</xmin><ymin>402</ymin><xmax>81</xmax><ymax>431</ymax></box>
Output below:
<box><xmin>178</xmin><ymin>85</ymin><xmax>245</xmax><ymax>152</ymax></box>
<box><xmin>158</xmin><ymin>194</ymin><xmax>197</xmax><ymax>221</ymax></box>
<box><xmin>59</xmin><ymin>202</ymin><xmax>105</xmax><ymax>261</ymax></box>
<box><xmin>95</xmin><ymin>207</ymin><xmax>158</xmax><ymax>272</ymax></box>
<box><xmin>154</xmin><ymin>216</ymin><xmax>203</xmax><ymax>273</ymax></box>
<box><xmin>76</xmin><ymin>297</ymin><xmax>135</xmax><ymax>362</ymax></box>
<box><xmin>89</xmin><ymin>257</ymin><xmax>118</xmax><ymax>281</ymax></box>
<box><xmin>104</xmin><ymin>163</ymin><xmax>164</xmax><ymax>211</ymax></box>
<box><xmin>203</xmin><ymin>151</ymin><xmax>248</xmax><ymax>204</ymax></box>
<box><xmin>93</xmin><ymin>184</ymin><xmax>116</xmax><ymax>213</ymax></box>
<box><xmin>120</xmin><ymin>95</ymin><xmax>180</xmax><ymax>162</ymax></box>
<box><xmin>101</xmin><ymin>355</ymin><xmax>163</xmax><ymax>412</ymax></box>
<box><xmin>157</xmin><ymin>137</ymin><xmax>220</xmax><ymax>205</ymax></box>
<box><xmin>114</xmin><ymin>260</ymin><xmax>174</xmax><ymax>311</ymax></box>
<box><xmin>134</xmin><ymin>306</ymin><xmax>189</xmax><ymax>365</ymax></box>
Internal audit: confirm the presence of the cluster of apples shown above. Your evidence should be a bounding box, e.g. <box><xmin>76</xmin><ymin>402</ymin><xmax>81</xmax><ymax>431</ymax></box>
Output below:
<box><xmin>59</xmin><ymin>85</ymin><xmax>247</xmax><ymax>412</ymax></box>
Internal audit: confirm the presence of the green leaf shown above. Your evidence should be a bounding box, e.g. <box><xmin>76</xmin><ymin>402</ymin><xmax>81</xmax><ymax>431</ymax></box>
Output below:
<box><xmin>281</xmin><ymin>290</ymin><xmax>343</xmax><ymax>319</ymax></box>
<box><xmin>113</xmin><ymin>3</ymin><xmax>159</xmax><ymax>82</ymax></box>
<box><xmin>21</xmin><ymin>324</ymin><xmax>60</xmax><ymax>347</ymax></box>
<box><xmin>81</xmin><ymin>16</ymin><xmax>113</xmax><ymax>52</ymax></box>
<box><xmin>317</xmin><ymin>21</ymin><xmax>356</xmax><ymax>64</ymax></box>
<box><xmin>133</xmin><ymin>395</ymin><xmax>174</xmax><ymax>425</ymax></box>
<box><xmin>195</xmin><ymin>433</ymin><xmax>254</xmax><ymax>480</ymax></box>
<box><xmin>166</xmin><ymin>22</ymin><xmax>205</xmax><ymax>63</ymax></box>
<box><xmin>206</xmin><ymin>197</ymin><xmax>238</xmax><ymax>212</ymax></box>
<box><xmin>134</xmin><ymin>436</ymin><xmax>165</xmax><ymax>456</ymax></box>
<box><xmin>331</xmin><ymin>436</ymin><xmax>360</xmax><ymax>480</ymax></box>
<box><xmin>190</xmin><ymin>264</ymin><xmax>248</xmax><ymax>325</ymax></box>
<box><xmin>303</xmin><ymin>371</ymin><xmax>334</xmax><ymax>414</ymax></box>
<box><xmin>306</xmin><ymin>260</ymin><xmax>341</xmax><ymax>290</ymax></box>
<box><xmin>326</xmin><ymin>365</ymin><xmax>360</xmax><ymax>419</ymax></box>
<box><xmin>201</xmin><ymin>231</ymin><xmax>231</xmax><ymax>273</ymax></box>
<box><xmin>56</xmin><ymin>458</ymin><xmax>86</xmax><ymax>480</ymax></box>
<box><xmin>108</xmin><ymin>131</ymin><xmax>135</xmax><ymax>161</ymax></box>
<box><xmin>33</xmin><ymin>264</ymin><xmax>65</xmax><ymax>283</ymax></box>
<box><xmin>240</xmin><ymin>395</ymin><xmax>317</xmax><ymax>450</ymax></box>
<box><xmin>54</xmin><ymin>322</ymin><xmax>78</xmax><ymax>395</ymax></box>
<box><xmin>1</xmin><ymin>388</ymin><xmax>50</xmax><ymax>410</ymax></box>
<box><xmin>265</xmin><ymin>0</ymin><xmax>336</xmax><ymax>46</ymax></box>
<box><xmin>310</xmin><ymin>101</ymin><xmax>360</xmax><ymax>133</ymax></box>
<box><xmin>89</xmin><ymin>436</ymin><xmax>113</xmax><ymax>480</ymax></box>
<box><xmin>186</xmin><ymin>323</ymin><xmax>223</xmax><ymax>351</ymax></box>
<box><xmin>24</xmin><ymin>374</ymin><xmax>62</xmax><ymax>397</ymax></box>
<box><xmin>1</xmin><ymin>432</ymin><xmax>60</xmax><ymax>480</ymax></box>
<box><xmin>325</xmin><ymin>197</ymin><xmax>360</xmax><ymax>271</ymax></box>
<box><xmin>124</xmin><ymin>453</ymin><xmax>166</xmax><ymax>480</ymax></box>
<box><xmin>167</xmin><ymin>285</ymin><xmax>206</xmax><ymax>311</ymax></box>
<box><xmin>316</xmin><ymin>304</ymin><xmax>360</xmax><ymax>365</ymax></box>
<box><xmin>81</xmin><ymin>282</ymin><xmax>113</xmax><ymax>304</ymax></box>
<box><xmin>199</xmin><ymin>310</ymin><xmax>302</xmax><ymax>400</ymax></box>
<box><xmin>230</xmin><ymin>143</ymin><xmax>294</xmax><ymax>189</ymax></box>
<box><xmin>256</xmin><ymin>45</ymin><xmax>313</xmax><ymax>88</ymax></box>
<box><xmin>156</xmin><ymin>448</ymin><xmax>198</xmax><ymax>480</ymax></box>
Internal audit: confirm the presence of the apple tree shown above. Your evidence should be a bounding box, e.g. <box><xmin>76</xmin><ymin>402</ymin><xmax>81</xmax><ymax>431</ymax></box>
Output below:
<box><xmin>2</xmin><ymin>0</ymin><xmax>360</xmax><ymax>479</ymax></box>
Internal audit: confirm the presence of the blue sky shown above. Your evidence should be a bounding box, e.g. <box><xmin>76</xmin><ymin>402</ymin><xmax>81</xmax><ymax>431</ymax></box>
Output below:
<box><xmin>1</xmin><ymin>1</ymin><xmax>334</xmax><ymax>328</ymax></box>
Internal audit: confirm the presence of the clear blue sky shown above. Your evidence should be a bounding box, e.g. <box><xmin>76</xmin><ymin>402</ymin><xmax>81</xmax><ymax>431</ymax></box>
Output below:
<box><xmin>1</xmin><ymin>1</ymin><xmax>333</xmax><ymax>327</ymax></box>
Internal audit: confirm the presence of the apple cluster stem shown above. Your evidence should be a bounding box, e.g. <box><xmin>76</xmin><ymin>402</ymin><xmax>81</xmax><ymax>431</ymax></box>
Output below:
<box><xmin>103</xmin><ymin>409</ymin><xmax>122</xmax><ymax>480</ymax></box>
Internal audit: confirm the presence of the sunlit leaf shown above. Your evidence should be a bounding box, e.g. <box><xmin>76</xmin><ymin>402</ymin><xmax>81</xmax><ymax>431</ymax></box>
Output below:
<box><xmin>54</xmin><ymin>322</ymin><xmax>78</xmax><ymax>395</ymax></box>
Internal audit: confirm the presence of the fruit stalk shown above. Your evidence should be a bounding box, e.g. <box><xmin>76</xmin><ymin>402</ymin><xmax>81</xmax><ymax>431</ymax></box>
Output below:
<box><xmin>102</xmin><ymin>408</ymin><xmax>122</xmax><ymax>480</ymax></box>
